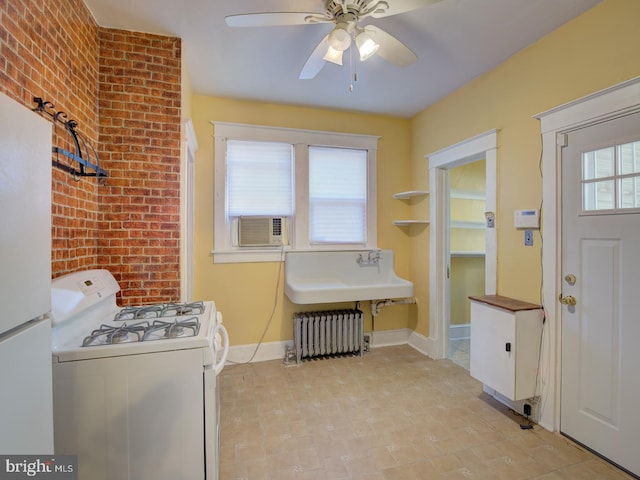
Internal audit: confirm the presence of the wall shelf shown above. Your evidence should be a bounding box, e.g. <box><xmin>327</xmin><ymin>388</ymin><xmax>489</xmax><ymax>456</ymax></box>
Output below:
<box><xmin>393</xmin><ymin>190</ymin><xmax>429</xmax><ymax>227</ymax></box>
<box><xmin>393</xmin><ymin>220</ymin><xmax>430</xmax><ymax>226</ymax></box>
<box><xmin>392</xmin><ymin>190</ymin><xmax>429</xmax><ymax>200</ymax></box>
<box><xmin>451</xmin><ymin>220</ymin><xmax>486</xmax><ymax>229</ymax></box>
<box><xmin>451</xmin><ymin>189</ymin><xmax>485</xmax><ymax>200</ymax></box>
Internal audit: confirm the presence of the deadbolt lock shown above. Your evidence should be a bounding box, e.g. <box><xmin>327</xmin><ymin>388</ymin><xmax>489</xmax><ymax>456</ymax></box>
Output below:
<box><xmin>559</xmin><ymin>294</ymin><xmax>577</xmax><ymax>306</ymax></box>
<box><xmin>564</xmin><ymin>274</ymin><xmax>577</xmax><ymax>286</ymax></box>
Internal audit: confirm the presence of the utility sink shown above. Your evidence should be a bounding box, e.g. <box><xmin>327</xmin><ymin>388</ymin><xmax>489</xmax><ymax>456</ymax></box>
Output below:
<box><xmin>284</xmin><ymin>249</ymin><xmax>414</xmax><ymax>304</ymax></box>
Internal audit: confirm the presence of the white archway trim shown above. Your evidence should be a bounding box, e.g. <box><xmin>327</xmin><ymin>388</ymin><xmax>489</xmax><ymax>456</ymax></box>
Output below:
<box><xmin>535</xmin><ymin>76</ymin><xmax>640</xmax><ymax>431</ymax></box>
<box><xmin>423</xmin><ymin>129</ymin><xmax>498</xmax><ymax>360</ymax></box>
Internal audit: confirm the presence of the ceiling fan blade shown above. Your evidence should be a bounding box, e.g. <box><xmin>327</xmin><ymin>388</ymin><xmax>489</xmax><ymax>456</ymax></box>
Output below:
<box><xmin>369</xmin><ymin>0</ymin><xmax>443</xmax><ymax>18</ymax></box>
<box><xmin>366</xmin><ymin>25</ymin><xmax>417</xmax><ymax>67</ymax></box>
<box><xmin>299</xmin><ymin>35</ymin><xmax>330</xmax><ymax>80</ymax></box>
<box><xmin>225</xmin><ymin>12</ymin><xmax>325</xmax><ymax>27</ymax></box>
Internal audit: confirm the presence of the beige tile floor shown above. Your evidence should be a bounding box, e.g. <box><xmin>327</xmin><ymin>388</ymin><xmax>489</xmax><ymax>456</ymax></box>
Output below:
<box><xmin>448</xmin><ymin>338</ymin><xmax>470</xmax><ymax>371</ymax></box>
<box><xmin>219</xmin><ymin>345</ymin><xmax>634</xmax><ymax>480</ymax></box>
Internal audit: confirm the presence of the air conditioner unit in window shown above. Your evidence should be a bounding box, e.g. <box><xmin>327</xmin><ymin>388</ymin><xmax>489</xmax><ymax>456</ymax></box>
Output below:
<box><xmin>238</xmin><ymin>216</ymin><xmax>286</xmax><ymax>247</ymax></box>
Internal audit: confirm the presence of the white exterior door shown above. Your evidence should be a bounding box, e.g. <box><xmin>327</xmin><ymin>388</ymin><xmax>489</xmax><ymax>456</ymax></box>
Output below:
<box><xmin>561</xmin><ymin>112</ymin><xmax>640</xmax><ymax>477</ymax></box>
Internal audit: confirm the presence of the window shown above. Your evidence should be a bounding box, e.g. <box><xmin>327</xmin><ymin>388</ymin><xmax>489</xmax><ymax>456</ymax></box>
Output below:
<box><xmin>226</xmin><ymin>140</ymin><xmax>293</xmax><ymax>217</ymax></box>
<box><xmin>582</xmin><ymin>140</ymin><xmax>640</xmax><ymax>213</ymax></box>
<box><xmin>213</xmin><ymin>123</ymin><xmax>378</xmax><ymax>262</ymax></box>
<box><xmin>309</xmin><ymin>146</ymin><xmax>367</xmax><ymax>244</ymax></box>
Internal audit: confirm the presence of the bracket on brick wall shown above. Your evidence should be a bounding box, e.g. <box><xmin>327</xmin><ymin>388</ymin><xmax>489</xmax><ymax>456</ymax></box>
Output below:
<box><xmin>32</xmin><ymin>97</ymin><xmax>108</xmax><ymax>184</ymax></box>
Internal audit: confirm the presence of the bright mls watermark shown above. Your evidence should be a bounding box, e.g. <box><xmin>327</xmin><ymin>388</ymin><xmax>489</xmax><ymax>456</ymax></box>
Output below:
<box><xmin>0</xmin><ymin>456</ymin><xmax>77</xmax><ymax>480</ymax></box>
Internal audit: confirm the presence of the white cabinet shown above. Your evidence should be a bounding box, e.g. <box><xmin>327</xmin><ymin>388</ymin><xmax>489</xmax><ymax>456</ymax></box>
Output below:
<box><xmin>469</xmin><ymin>295</ymin><xmax>543</xmax><ymax>401</ymax></box>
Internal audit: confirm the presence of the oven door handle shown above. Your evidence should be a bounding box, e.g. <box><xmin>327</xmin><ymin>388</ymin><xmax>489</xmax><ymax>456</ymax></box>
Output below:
<box><xmin>213</xmin><ymin>322</ymin><xmax>229</xmax><ymax>376</ymax></box>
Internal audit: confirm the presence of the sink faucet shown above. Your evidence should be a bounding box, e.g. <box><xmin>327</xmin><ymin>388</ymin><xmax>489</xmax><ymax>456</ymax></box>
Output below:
<box><xmin>367</xmin><ymin>249</ymin><xmax>381</xmax><ymax>264</ymax></box>
<box><xmin>357</xmin><ymin>250</ymin><xmax>381</xmax><ymax>266</ymax></box>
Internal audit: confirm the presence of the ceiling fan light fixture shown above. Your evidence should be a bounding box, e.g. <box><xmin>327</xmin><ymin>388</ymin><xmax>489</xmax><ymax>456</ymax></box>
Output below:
<box><xmin>323</xmin><ymin>45</ymin><xmax>344</xmax><ymax>65</ymax></box>
<box><xmin>328</xmin><ymin>24</ymin><xmax>352</xmax><ymax>51</ymax></box>
<box><xmin>355</xmin><ymin>30</ymin><xmax>380</xmax><ymax>61</ymax></box>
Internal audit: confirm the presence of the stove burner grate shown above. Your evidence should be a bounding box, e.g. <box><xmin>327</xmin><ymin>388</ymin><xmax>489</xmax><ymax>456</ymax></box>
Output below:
<box><xmin>81</xmin><ymin>317</ymin><xmax>202</xmax><ymax>347</ymax></box>
<box><xmin>82</xmin><ymin>321</ymin><xmax>149</xmax><ymax>347</ymax></box>
<box><xmin>162</xmin><ymin>302</ymin><xmax>205</xmax><ymax>317</ymax></box>
<box><xmin>114</xmin><ymin>305</ymin><xmax>164</xmax><ymax>321</ymax></box>
<box><xmin>143</xmin><ymin>318</ymin><xmax>201</xmax><ymax>340</ymax></box>
<box><xmin>114</xmin><ymin>301</ymin><xmax>205</xmax><ymax>321</ymax></box>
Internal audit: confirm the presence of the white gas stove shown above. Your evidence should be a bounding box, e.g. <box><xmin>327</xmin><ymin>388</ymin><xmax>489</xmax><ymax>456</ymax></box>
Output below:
<box><xmin>50</xmin><ymin>269</ymin><xmax>228</xmax><ymax>480</ymax></box>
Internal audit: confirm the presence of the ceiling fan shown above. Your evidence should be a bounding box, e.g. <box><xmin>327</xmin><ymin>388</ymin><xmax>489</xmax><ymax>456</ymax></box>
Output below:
<box><xmin>225</xmin><ymin>0</ymin><xmax>442</xmax><ymax>80</ymax></box>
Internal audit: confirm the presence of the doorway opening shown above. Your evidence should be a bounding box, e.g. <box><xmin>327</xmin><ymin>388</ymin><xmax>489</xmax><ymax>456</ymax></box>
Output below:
<box><xmin>448</xmin><ymin>160</ymin><xmax>487</xmax><ymax>370</ymax></box>
<box><xmin>427</xmin><ymin>130</ymin><xmax>497</xmax><ymax>360</ymax></box>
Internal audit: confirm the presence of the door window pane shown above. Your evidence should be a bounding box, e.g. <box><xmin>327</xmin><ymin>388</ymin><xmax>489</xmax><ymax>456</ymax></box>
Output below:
<box><xmin>582</xmin><ymin>147</ymin><xmax>614</xmax><ymax>180</ymax></box>
<box><xmin>583</xmin><ymin>180</ymin><xmax>614</xmax><ymax>211</ymax></box>
<box><xmin>617</xmin><ymin>141</ymin><xmax>640</xmax><ymax>175</ymax></box>
<box><xmin>619</xmin><ymin>177</ymin><xmax>640</xmax><ymax>209</ymax></box>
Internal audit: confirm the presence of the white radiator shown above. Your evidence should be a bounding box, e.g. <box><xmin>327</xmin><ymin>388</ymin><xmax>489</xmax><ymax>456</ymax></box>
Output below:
<box><xmin>293</xmin><ymin>309</ymin><xmax>364</xmax><ymax>363</ymax></box>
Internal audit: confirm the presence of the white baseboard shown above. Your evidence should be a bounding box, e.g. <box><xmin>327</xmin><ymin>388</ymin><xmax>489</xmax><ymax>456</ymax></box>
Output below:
<box><xmin>408</xmin><ymin>330</ymin><xmax>443</xmax><ymax>359</ymax></box>
<box><xmin>225</xmin><ymin>328</ymin><xmax>418</xmax><ymax>365</ymax></box>
<box><xmin>369</xmin><ymin>328</ymin><xmax>411</xmax><ymax>348</ymax></box>
<box><xmin>449</xmin><ymin>323</ymin><xmax>470</xmax><ymax>340</ymax></box>
<box><xmin>226</xmin><ymin>340</ymin><xmax>291</xmax><ymax>364</ymax></box>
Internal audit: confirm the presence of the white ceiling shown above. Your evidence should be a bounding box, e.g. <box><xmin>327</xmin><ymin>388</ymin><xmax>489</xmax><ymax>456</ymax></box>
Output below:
<box><xmin>83</xmin><ymin>0</ymin><xmax>602</xmax><ymax>118</ymax></box>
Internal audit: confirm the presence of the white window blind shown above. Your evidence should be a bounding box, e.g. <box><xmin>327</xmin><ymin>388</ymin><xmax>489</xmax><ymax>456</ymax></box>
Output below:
<box><xmin>226</xmin><ymin>140</ymin><xmax>293</xmax><ymax>216</ymax></box>
<box><xmin>309</xmin><ymin>146</ymin><xmax>367</xmax><ymax>244</ymax></box>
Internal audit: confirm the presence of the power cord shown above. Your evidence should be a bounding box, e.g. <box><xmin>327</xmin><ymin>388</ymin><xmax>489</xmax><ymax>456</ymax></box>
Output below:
<box><xmin>226</xmin><ymin>245</ymin><xmax>286</xmax><ymax>365</ymax></box>
<box><xmin>519</xmin><ymin>403</ymin><xmax>534</xmax><ymax>430</ymax></box>
<box><xmin>533</xmin><ymin>131</ymin><xmax>550</xmax><ymax>424</ymax></box>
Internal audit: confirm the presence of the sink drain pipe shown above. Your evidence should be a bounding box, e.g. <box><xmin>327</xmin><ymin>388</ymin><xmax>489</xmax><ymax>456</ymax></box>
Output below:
<box><xmin>369</xmin><ymin>297</ymin><xmax>417</xmax><ymax>348</ymax></box>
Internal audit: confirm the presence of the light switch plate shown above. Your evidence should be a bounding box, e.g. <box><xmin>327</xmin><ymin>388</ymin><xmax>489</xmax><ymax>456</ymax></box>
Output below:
<box><xmin>524</xmin><ymin>230</ymin><xmax>533</xmax><ymax>246</ymax></box>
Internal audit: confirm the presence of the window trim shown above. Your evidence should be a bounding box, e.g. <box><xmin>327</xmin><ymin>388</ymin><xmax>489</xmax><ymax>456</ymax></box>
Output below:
<box><xmin>212</xmin><ymin>122</ymin><xmax>379</xmax><ymax>263</ymax></box>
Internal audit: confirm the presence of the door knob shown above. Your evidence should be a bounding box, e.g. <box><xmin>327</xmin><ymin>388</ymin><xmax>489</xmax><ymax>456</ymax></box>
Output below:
<box><xmin>559</xmin><ymin>294</ymin><xmax>577</xmax><ymax>306</ymax></box>
<box><xmin>564</xmin><ymin>274</ymin><xmax>576</xmax><ymax>286</ymax></box>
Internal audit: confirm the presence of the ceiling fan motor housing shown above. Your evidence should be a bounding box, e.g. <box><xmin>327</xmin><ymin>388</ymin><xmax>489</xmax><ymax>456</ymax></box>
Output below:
<box><xmin>324</xmin><ymin>1</ymin><xmax>389</xmax><ymax>21</ymax></box>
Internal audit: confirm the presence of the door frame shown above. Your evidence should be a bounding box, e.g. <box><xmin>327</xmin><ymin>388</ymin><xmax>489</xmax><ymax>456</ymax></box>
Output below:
<box><xmin>426</xmin><ymin>130</ymin><xmax>498</xmax><ymax>360</ymax></box>
<box><xmin>536</xmin><ymin>76</ymin><xmax>640</xmax><ymax>431</ymax></box>
<box><xmin>181</xmin><ymin>119</ymin><xmax>198</xmax><ymax>302</ymax></box>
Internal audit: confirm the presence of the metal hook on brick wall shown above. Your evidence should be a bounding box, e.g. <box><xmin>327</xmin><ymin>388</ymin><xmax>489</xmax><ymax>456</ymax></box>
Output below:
<box><xmin>33</xmin><ymin>97</ymin><xmax>108</xmax><ymax>184</ymax></box>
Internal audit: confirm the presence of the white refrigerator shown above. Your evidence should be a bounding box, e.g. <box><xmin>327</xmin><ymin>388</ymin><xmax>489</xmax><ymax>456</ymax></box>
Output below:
<box><xmin>0</xmin><ymin>92</ymin><xmax>54</xmax><ymax>453</ymax></box>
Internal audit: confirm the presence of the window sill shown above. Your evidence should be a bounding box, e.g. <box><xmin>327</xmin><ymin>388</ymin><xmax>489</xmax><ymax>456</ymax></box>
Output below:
<box><xmin>212</xmin><ymin>248</ymin><xmax>289</xmax><ymax>264</ymax></box>
<box><xmin>212</xmin><ymin>245</ymin><xmax>374</xmax><ymax>264</ymax></box>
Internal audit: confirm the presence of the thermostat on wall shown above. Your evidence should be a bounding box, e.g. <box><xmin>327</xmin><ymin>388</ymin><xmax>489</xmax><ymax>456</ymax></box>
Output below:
<box><xmin>514</xmin><ymin>209</ymin><xmax>540</xmax><ymax>229</ymax></box>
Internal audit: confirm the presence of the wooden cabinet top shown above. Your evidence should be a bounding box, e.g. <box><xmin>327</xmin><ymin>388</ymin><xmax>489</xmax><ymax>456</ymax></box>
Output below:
<box><xmin>469</xmin><ymin>294</ymin><xmax>541</xmax><ymax>312</ymax></box>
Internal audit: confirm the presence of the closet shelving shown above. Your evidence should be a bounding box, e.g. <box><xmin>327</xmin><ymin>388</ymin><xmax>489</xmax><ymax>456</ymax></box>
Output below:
<box><xmin>392</xmin><ymin>190</ymin><xmax>429</xmax><ymax>226</ymax></box>
<box><xmin>450</xmin><ymin>189</ymin><xmax>486</xmax><ymax>256</ymax></box>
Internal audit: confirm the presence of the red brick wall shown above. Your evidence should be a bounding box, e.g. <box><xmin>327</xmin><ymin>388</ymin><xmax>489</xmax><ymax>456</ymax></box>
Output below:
<box><xmin>0</xmin><ymin>0</ymin><xmax>182</xmax><ymax>304</ymax></box>
<box><xmin>97</xmin><ymin>29</ymin><xmax>182</xmax><ymax>305</ymax></box>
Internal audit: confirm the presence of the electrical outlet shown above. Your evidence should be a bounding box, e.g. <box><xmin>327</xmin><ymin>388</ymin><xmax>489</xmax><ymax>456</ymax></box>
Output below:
<box><xmin>524</xmin><ymin>230</ymin><xmax>533</xmax><ymax>246</ymax></box>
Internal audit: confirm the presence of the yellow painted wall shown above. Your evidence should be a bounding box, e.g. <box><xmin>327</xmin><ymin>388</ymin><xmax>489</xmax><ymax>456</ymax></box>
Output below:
<box><xmin>410</xmin><ymin>0</ymin><xmax>640</xmax><ymax>337</ymax></box>
<box><xmin>450</xmin><ymin>256</ymin><xmax>485</xmax><ymax>326</ymax></box>
<box><xmin>191</xmin><ymin>97</ymin><xmax>413</xmax><ymax>346</ymax></box>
